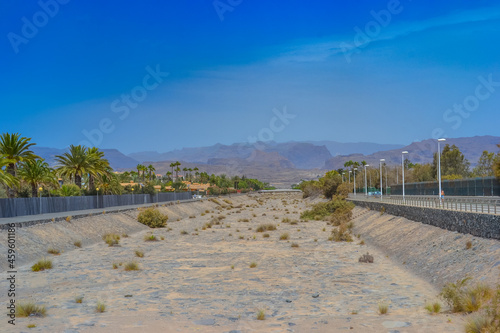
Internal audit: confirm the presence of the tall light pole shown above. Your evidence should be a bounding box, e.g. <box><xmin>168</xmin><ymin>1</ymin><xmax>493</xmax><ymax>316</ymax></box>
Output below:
<box><xmin>39</xmin><ymin>186</ymin><xmax>43</xmax><ymax>214</ymax></box>
<box><xmin>348</xmin><ymin>170</ymin><xmax>352</xmax><ymax>183</ymax></box>
<box><xmin>438</xmin><ymin>138</ymin><xmax>446</xmax><ymax>203</ymax></box>
<box><xmin>379</xmin><ymin>159</ymin><xmax>385</xmax><ymax>201</ymax></box>
<box><xmin>96</xmin><ymin>187</ymin><xmax>99</xmax><ymax>209</ymax></box>
<box><xmin>402</xmin><ymin>151</ymin><xmax>408</xmax><ymax>202</ymax></box>
<box><xmin>342</xmin><ymin>172</ymin><xmax>345</xmax><ymax>183</ymax></box>
<box><xmin>364</xmin><ymin>164</ymin><xmax>369</xmax><ymax>196</ymax></box>
<box><xmin>353</xmin><ymin>168</ymin><xmax>357</xmax><ymax>196</ymax></box>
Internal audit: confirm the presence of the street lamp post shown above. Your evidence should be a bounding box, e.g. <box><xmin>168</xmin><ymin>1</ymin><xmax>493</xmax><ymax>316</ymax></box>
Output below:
<box><xmin>96</xmin><ymin>187</ymin><xmax>99</xmax><ymax>209</ymax></box>
<box><xmin>348</xmin><ymin>170</ymin><xmax>352</xmax><ymax>183</ymax></box>
<box><xmin>402</xmin><ymin>151</ymin><xmax>408</xmax><ymax>202</ymax></box>
<box><xmin>364</xmin><ymin>164</ymin><xmax>369</xmax><ymax>196</ymax></box>
<box><xmin>38</xmin><ymin>186</ymin><xmax>43</xmax><ymax>214</ymax></box>
<box><xmin>342</xmin><ymin>172</ymin><xmax>345</xmax><ymax>183</ymax></box>
<box><xmin>379</xmin><ymin>159</ymin><xmax>385</xmax><ymax>201</ymax></box>
<box><xmin>131</xmin><ymin>187</ymin><xmax>134</xmax><ymax>205</ymax></box>
<box><xmin>438</xmin><ymin>138</ymin><xmax>446</xmax><ymax>204</ymax></box>
<box><xmin>353</xmin><ymin>168</ymin><xmax>357</xmax><ymax>196</ymax></box>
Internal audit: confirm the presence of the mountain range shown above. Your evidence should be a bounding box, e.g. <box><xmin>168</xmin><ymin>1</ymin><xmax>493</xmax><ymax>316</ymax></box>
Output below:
<box><xmin>32</xmin><ymin>136</ymin><xmax>499</xmax><ymax>187</ymax></box>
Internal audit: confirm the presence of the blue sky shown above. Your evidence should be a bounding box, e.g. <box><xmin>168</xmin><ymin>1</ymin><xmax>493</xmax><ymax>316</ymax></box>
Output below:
<box><xmin>0</xmin><ymin>0</ymin><xmax>499</xmax><ymax>154</ymax></box>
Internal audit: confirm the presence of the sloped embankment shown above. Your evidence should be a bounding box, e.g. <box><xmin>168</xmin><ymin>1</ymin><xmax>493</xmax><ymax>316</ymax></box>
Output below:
<box><xmin>352</xmin><ymin>207</ymin><xmax>500</xmax><ymax>288</ymax></box>
<box><xmin>0</xmin><ymin>196</ymin><xmax>250</xmax><ymax>271</ymax></box>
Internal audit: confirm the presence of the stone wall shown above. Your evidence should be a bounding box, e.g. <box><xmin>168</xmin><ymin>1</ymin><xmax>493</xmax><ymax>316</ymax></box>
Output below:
<box><xmin>349</xmin><ymin>199</ymin><xmax>500</xmax><ymax>239</ymax></box>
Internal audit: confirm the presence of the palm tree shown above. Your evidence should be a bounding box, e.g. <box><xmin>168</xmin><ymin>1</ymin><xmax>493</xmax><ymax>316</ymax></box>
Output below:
<box><xmin>0</xmin><ymin>133</ymin><xmax>39</xmax><ymax>197</ymax></box>
<box><xmin>55</xmin><ymin>145</ymin><xmax>90</xmax><ymax>188</ymax></box>
<box><xmin>18</xmin><ymin>159</ymin><xmax>57</xmax><ymax>197</ymax></box>
<box><xmin>136</xmin><ymin>164</ymin><xmax>146</xmax><ymax>182</ymax></box>
<box><xmin>0</xmin><ymin>155</ymin><xmax>19</xmax><ymax>189</ymax></box>
<box><xmin>169</xmin><ymin>162</ymin><xmax>176</xmax><ymax>179</ymax></box>
<box><xmin>147</xmin><ymin>164</ymin><xmax>156</xmax><ymax>181</ymax></box>
<box><xmin>183</xmin><ymin>167</ymin><xmax>188</xmax><ymax>179</ymax></box>
<box><xmin>86</xmin><ymin>147</ymin><xmax>111</xmax><ymax>191</ymax></box>
<box><xmin>166</xmin><ymin>171</ymin><xmax>172</xmax><ymax>182</ymax></box>
<box><xmin>174</xmin><ymin>166</ymin><xmax>181</xmax><ymax>180</ymax></box>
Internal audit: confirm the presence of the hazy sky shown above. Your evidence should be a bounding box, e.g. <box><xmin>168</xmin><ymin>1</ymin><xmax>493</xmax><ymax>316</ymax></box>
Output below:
<box><xmin>1</xmin><ymin>0</ymin><xmax>499</xmax><ymax>154</ymax></box>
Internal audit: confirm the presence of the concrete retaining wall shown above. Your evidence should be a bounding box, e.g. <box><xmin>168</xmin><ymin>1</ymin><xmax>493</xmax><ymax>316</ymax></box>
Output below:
<box><xmin>349</xmin><ymin>199</ymin><xmax>500</xmax><ymax>239</ymax></box>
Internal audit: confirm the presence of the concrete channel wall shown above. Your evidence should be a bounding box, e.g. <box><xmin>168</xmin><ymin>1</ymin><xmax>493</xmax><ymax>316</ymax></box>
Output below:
<box><xmin>349</xmin><ymin>199</ymin><xmax>500</xmax><ymax>240</ymax></box>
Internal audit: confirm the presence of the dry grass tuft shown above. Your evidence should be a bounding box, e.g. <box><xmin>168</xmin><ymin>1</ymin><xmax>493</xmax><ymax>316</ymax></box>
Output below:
<box><xmin>378</xmin><ymin>303</ymin><xmax>388</xmax><ymax>314</ymax></box>
<box><xmin>47</xmin><ymin>247</ymin><xmax>60</xmax><ymax>255</ymax></box>
<box><xmin>95</xmin><ymin>301</ymin><xmax>106</xmax><ymax>313</ymax></box>
<box><xmin>256</xmin><ymin>309</ymin><xmax>265</xmax><ymax>320</ymax></box>
<box><xmin>31</xmin><ymin>258</ymin><xmax>53</xmax><ymax>272</ymax></box>
<box><xmin>16</xmin><ymin>302</ymin><xmax>46</xmax><ymax>317</ymax></box>
<box><xmin>124</xmin><ymin>261</ymin><xmax>140</xmax><ymax>271</ymax></box>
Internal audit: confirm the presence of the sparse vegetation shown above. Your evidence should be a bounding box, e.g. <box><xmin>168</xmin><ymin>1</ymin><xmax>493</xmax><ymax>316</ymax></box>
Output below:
<box><xmin>257</xmin><ymin>309</ymin><xmax>265</xmax><ymax>320</ymax></box>
<box><xmin>425</xmin><ymin>302</ymin><xmax>441</xmax><ymax>314</ymax></box>
<box><xmin>124</xmin><ymin>261</ymin><xmax>140</xmax><ymax>271</ymax></box>
<box><xmin>137</xmin><ymin>207</ymin><xmax>168</xmax><ymax>228</ymax></box>
<box><xmin>103</xmin><ymin>233</ymin><xmax>120</xmax><ymax>246</ymax></box>
<box><xmin>95</xmin><ymin>301</ymin><xmax>106</xmax><ymax>313</ymax></box>
<box><xmin>66</xmin><ymin>216</ymin><xmax>72</xmax><ymax>222</ymax></box>
<box><xmin>75</xmin><ymin>296</ymin><xmax>84</xmax><ymax>303</ymax></box>
<box><xmin>31</xmin><ymin>258</ymin><xmax>52</xmax><ymax>271</ymax></box>
<box><xmin>16</xmin><ymin>302</ymin><xmax>46</xmax><ymax>317</ymax></box>
<box><xmin>291</xmin><ymin>242</ymin><xmax>299</xmax><ymax>248</ymax></box>
<box><xmin>440</xmin><ymin>277</ymin><xmax>493</xmax><ymax>313</ymax></box>
<box><xmin>144</xmin><ymin>234</ymin><xmax>158</xmax><ymax>241</ymax></box>
<box><xmin>180</xmin><ymin>230</ymin><xmax>188</xmax><ymax>235</ymax></box>
<box><xmin>256</xmin><ymin>223</ymin><xmax>276</xmax><ymax>232</ymax></box>
<box><xmin>249</xmin><ymin>262</ymin><xmax>257</xmax><ymax>268</ymax></box>
<box><xmin>73</xmin><ymin>241</ymin><xmax>82</xmax><ymax>248</ymax></box>
<box><xmin>263</xmin><ymin>233</ymin><xmax>270</xmax><ymax>238</ymax></box>
<box><xmin>280</xmin><ymin>233</ymin><xmax>289</xmax><ymax>240</ymax></box>
<box><xmin>135</xmin><ymin>250</ymin><xmax>144</xmax><ymax>258</ymax></box>
<box><xmin>466</xmin><ymin>240</ymin><xmax>473</xmax><ymax>250</ymax></box>
<box><xmin>47</xmin><ymin>247</ymin><xmax>60</xmax><ymax>255</ymax></box>
<box><xmin>378</xmin><ymin>303</ymin><xmax>388</xmax><ymax>314</ymax></box>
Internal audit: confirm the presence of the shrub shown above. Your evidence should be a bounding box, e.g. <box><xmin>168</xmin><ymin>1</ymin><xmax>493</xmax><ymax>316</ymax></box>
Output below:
<box><xmin>137</xmin><ymin>207</ymin><xmax>168</xmax><ymax>228</ymax></box>
<box><xmin>256</xmin><ymin>224</ymin><xmax>276</xmax><ymax>232</ymax></box>
<box><xmin>180</xmin><ymin>230</ymin><xmax>188</xmax><ymax>235</ymax></box>
<box><xmin>291</xmin><ymin>242</ymin><xmax>299</xmax><ymax>248</ymax></box>
<box><xmin>358</xmin><ymin>252</ymin><xmax>374</xmax><ymax>263</ymax></box>
<box><xmin>466</xmin><ymin>241</ymin><xmax>472</xmax><ymax>249</ymax></box>
<box><xmin>16</xmin><ymin>302</ymin><xmax>46</xmax><ymax>317</ymax></box>
<box><xmin>95</xmin><ymin>301</ymin><xmax>106</xmax><ymax>313</ymax></box>
<box><xmin>380</xmin><ymin>206</ymin><xmax>386</xmax><ymax>215</ymax></box>
<box><xmin>301</xmin><ymin>197</ymin><xmax>354</xmax><ymax>221</ymax></box>
<box><xmin>425</xmin><ymin>302</ymin><xmax>441</xmax><ymax>314</ymax></box>
<box><xmin>280</xmin><ymin>233</ymin><xmax>289</xmax><ymax>240</ymax></box>
<box><xmin>257</xmin><ymin>309</ymin><xmax>265</xmax><ymax>320</ymax></box>
<box><xmin>66</xmin><ymin>216</ymin><xmax>72</xmax><ymax>222</ymax></box>
<box><xmin>263</xmin><ymin>233</ymin><xmax>270</xmax><ymax>238</ymax></box>
<box><xmin>378</xmin><ymin>303</ymin><xmax>388</xmax><ymax>315</ymax></box>
<box><xmin>331</xmin><ymin>224</ymin><xmax>353</xmax><ymax>242</ymax></box>
<box><xmin>73</xmin><ymin>241</ymin><xmax>82</xmax><ymax>248</ymax></box>
<box><xmin>440</xmin><ymin>277</ymin><xmax>493</xmax><ymax>313</ymax></box>
<box><xmin>31</xmin><ymin>258</ymin><xmax>52</xmax><ymax>271</ymax></box>
<box><xmin>124</xmin><ymin>261</ymin><xmax>140</xmax><ymax>271</ymax></box>
<box><xmin>249</xmin><ymin>262</ymin><xmax>257</xmax><ymax>268</ymax></box>
<box><xmin>47</xmin><ymin>247</ymin><xmax>60</xmax><ymax>255</ymax></box>
<box><xmin>282</xmin><ymin>217</ymin><xmax>291</xmax><ymax>223</ymax></box>
<box><xmin>103</xmin><ymin>233</ymin><xmax>120</xmax><ymax>246</ymax></box>
<box><xmin>144</xmin><ymin>234</ymin><xmax>157</xmax><ymax>241</ymax></box>
<box><xmin>135</xmin><ymin>250</ymin><xmax>144</xmax><ymax>258</ymax></box>
<box><xmin>75</xmin><ymin>296</ymin><xmax>84</xmax><ymax>303</ymax></box>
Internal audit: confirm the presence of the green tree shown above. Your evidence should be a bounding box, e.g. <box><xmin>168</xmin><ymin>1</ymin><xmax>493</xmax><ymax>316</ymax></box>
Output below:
<box><xmin>147</xmin><ymin>164</ymin><xmax>156</xmax><ymax>181</ymax></box>
<box><xmin>432</xmin><ymin>144</ymin><xmax>470</xmax><ymax>179</ymax></box>
<box><xmin>18</xmin><ymin>159</ymin><xmax>57</xmax><ymax>197</ymax></box>
<box><xmin>409</xmin><ymin>163</ymin><xmax>434</xmax><ymax>182</ymax></box>
<box><xmin>0</xmin><ymin>133</ymin><xmax>39</xmax><ymax>197</ymax></box>
<box><xmin>495</xmin><ymin>144</ymin><xmax>500</xmax><ymax>179</ymax></box>
<box><xmin>55</xmin><ymin>145</ymin><xmax>91</xmax><ymax>188</ymax></box>
<box><xmin>86</xmin><ymin>147</ymin><xmax>111</xmax><ymax>191</ymax></box>
<box><xmin>0</xmin><ymin>155</ymin><xmax>19</xmax><ymax>189</ymax></box>
<box><xmin>319</xmin><ymin>170</ymin><xmax>343</xmax><ymax>199</ymax></box>
<box><xmin>473</xmin><ymin>150</ymin><xmax>496</xmax><ymax>177</ymax></box>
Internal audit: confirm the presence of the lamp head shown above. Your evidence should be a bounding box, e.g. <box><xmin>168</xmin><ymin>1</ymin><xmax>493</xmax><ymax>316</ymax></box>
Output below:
<box><xmin>438</xmin><ymin>138</ymin><xmax>446</xmax><ymax>142</ymax></box>
<box><xmin>402</xmin><ymin>151</ymin><xmax>408</xmax><ymax>154</ymax></box>
<box><xmin>380</xmin><ymin>159</ymin><xmax>385</xmax><ymax>162</ymax></box>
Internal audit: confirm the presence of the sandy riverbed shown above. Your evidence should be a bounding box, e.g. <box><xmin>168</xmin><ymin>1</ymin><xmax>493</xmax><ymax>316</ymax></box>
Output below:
<box><xmin>0</xmin><ymin>194</ymin><xmax>466</xmax><ymax>332</ymax></box>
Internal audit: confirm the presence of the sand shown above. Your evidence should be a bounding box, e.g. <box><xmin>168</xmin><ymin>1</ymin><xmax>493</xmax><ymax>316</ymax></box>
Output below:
<box><xmin>0</xmin><ymin>194</ymin><xmax>466</xmax><ymax>332</ymax></box>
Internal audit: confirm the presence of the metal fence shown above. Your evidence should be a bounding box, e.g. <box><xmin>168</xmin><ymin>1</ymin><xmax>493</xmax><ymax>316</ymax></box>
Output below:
<box><xmin>390</xmin><ymin>176</ymin><xmax>500</xmax><ymax>196</ymax></box>
<box><xmin>348</xmin><ymin>194</ymin><xmax>500</xmax><ymax>215</ymax></box>
<box><xmin>0</xmin><ymin>192</ymin><xmax>193</xmax><ymax>218</ymax></box>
